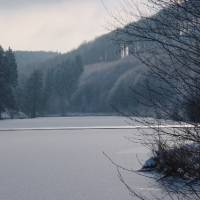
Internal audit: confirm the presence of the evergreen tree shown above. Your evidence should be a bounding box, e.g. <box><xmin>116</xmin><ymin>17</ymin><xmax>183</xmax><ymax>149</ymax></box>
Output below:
<box><xmin>43</xmin><ymin>69</ymin><xmax>54</xmax><ymax>114</ymax></box>
<box><xmin>24</xmin><ymin>70</ymin><xmax>43</xmax><ymax>118</ymax></box>
<box><xmin>5</xmin><ymin>48</ymin><xmax>18</xmax><ymax>87</ymax></box>
<box><xmin>0</xmin><ymin>47</ymin><xmax>6</xmax><ymax>118</ymax></box>
<box><xmin>0</xmin><ymin>46</ymin><xmax>18</xmax><ymax>119</ymax></box>
<box><xmin>54</xmin><ymin>56</ymin><xmax>83</xmax><ymax>115</ymax></box>
<box><xmin>54</xmin><ymin>64</ymin><xmax>69</xmax><ymax>115</ymax></box>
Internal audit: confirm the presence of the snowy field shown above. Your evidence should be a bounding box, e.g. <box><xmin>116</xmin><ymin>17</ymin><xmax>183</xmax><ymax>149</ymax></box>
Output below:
<box><xmin>0</xmin><ymin>117</ymin><xmax>162</xmax><ymax>200</ymax></box>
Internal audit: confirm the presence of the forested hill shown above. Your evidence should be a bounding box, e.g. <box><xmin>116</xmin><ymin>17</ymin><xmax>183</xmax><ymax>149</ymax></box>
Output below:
<box><xmin>11</xmin><ymin>25</ymin><xmax>156</xmax><ymax>117</ymax></box>
<box><xmin>15</xmin><ymin>51</ymin><xmax>59</xmax><ymax>68</ymax></box>
<box><xmin>1</xmin><ymin>1</ymin><xmax>194</xmax><ymax>119</ymax></box>
<box><xmin>14</xmin><ymin>51</ymin><xmax>59</xmax><ymax>76</ymax></box>
<box><xmin>15</xmin><ymin>32</ymin><xmax>121</xmax><ymax>76</ymax></box>
<box><xmin>10</xmin><ymin>12</ymin><xmax>168</xmax><ymax>118</ymax></box>
<box><xmin>64</xmin><ymin>33</ymin><xmax>120</xmax><ymax>65</ymax></box>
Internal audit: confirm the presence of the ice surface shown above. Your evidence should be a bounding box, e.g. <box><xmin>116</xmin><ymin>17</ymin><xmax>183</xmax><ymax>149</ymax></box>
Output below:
<box><xmin>0</xmin><ymin>117</ymin><xmax>161</xmax><ymax>200</ymax></box>
<box><xmin>0</xmin><ymin>116</ymin><xmax>130</xmax><ymax>129</ymax></box>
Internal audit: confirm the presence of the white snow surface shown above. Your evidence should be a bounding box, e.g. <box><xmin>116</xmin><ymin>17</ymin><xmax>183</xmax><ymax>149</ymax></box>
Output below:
<box><xmin>0</xmin><ymin>116</ymin><xmax>162</xmax><ymax>200</ymax></box>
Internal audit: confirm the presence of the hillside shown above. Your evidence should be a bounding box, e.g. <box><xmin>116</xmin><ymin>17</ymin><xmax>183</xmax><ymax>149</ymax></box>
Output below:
<box><xmin>15</xmin><ymin>32</ymin><xmax>121</xmax><ymax>76</ymax></box>
<box><xmin>13</xmin><ymin>29</ymin><xmax>158</xmax><ymax>115</ymax></box>
<box><xmin>15</xmin><ymin>51</ymin><xmax>59</xmax><ymax>76</ymax></box>
<box><xmin>71</xmin><ymin>56</ymin><xmax>147</xmax><ymax>113</ymax></box>
<box><xmin>13</xmin><ymin>14</ymin><xmax>169</xmax><ymax>116</ymax></box>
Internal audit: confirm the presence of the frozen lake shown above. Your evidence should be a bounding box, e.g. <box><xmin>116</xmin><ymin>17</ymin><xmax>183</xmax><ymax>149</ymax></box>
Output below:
<box><xmin>0</xmin><ymin>116</ymin><xmax>160</xmax><ymax>200</ymax></box>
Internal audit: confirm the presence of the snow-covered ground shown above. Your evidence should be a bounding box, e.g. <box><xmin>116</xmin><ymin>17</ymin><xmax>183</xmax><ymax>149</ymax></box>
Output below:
<box><xmin>0</xmin><ymin>117</ymin><xmax>161</xmax><ymax>200</ymax></box>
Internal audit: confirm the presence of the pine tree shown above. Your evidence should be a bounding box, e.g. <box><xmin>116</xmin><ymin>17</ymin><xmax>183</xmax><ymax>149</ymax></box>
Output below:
<box><xmin>54</xmin><ymin>56</ymin><xmax>83</xmax><ymax>115</ymax></box>
<box><xmin>24</xmin><ymin>70</ymin><xmax>43</xmax><ymax>118</ymax></box>
<box><xmin>0</xmin><ymin>46</ymin><xmax>18</xmax><ymax>119</ymax></box>
<box><xmin>6</xmin><ymin>48</ymin><xmax>18</xmax><ymax>87</ymax></box>
<box><xmin>0</xmin><ymin>46</ymin><xmax>5</xmax><ymax>118</ymax></box>
<box><xmin>43</xmin><ymin>69</ymin><xmax>54</xmax><ymax>114</ymax></box>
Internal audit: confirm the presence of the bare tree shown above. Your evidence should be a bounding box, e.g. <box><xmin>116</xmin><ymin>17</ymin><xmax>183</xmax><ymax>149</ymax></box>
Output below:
<box><xmin>107</xmin><ymin>0</ymin><xmax>200</xmax><ymax>199</ymax></box>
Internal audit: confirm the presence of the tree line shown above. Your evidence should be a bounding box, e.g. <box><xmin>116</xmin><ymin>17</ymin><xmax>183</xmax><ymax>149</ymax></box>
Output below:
<box><xmin>17</xmin><ymin>55</ymin><xmax>83</xmax><ymax>118</ymax></box>
<box><xmin>0</xmin><ymin>46</ymin><xmax>83</xmax><ymax>119</ymax></box>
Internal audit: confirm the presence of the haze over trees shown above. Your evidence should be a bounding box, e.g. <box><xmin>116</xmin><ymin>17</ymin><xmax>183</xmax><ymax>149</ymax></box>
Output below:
<box><xmin>16</xmin><ymin>55</ymin><xmax>84</xmax><ymax>118</ymax></box>
<box><xmin>43</xmin><ymin>55</ymin><xmax>83</xmax><ymax>115</ymax></box>
<box><xmin>0</xmin><ymin>1</ymin><xmax>199</xmax><ymax>200</ymax></box>
<box><xmin>23</xmin><ymin>70</ymin><xmax>43</xmax><ymax>118</ymax></box>
<box><xmin>4</xmin><ymin>0</ymin><xmax>200</xmax><ymax>120</ymax></box>
<box><xmin>13</xmin><ymin>35</ymin><xmax>150</xmax><ymax>117</ymax></box>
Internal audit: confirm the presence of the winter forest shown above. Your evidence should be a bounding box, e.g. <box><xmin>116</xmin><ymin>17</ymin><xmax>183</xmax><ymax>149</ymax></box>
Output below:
<box><xmin>0</xmin><ymin>36</ymin><xmax>145</xmax><ymax>118</ymax></box>
<box><xmin>0</xmin><ymin>0</ymin><xmax>200</xmax><ymax>200</ymax></box>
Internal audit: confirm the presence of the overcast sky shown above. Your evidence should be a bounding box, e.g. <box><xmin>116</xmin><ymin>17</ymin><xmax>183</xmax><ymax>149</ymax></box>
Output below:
<box><xmin>0</xmin><ymin>0</ymin><xmax>146</xmax><ymax>53</ymax></box>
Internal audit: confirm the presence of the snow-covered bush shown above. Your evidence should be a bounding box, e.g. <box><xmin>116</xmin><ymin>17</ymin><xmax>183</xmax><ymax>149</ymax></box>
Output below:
<box><xmin>143</xmin><ymin>141</ymin><xmax>200</xmax><ymax>180</ymax></box>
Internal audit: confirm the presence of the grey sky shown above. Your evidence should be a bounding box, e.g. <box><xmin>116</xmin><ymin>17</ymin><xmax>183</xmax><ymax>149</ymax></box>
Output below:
<box><xmin>0</xmin><ymin>0</ymin><xmax>146</xmax><ymax>52</ymax></box>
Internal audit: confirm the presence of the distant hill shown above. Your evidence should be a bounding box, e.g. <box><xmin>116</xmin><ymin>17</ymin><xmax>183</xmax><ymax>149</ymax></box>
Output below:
<box><xmin>71</xmin><ymin>56</ymin><xmax>147</xmax><ymax>113</ymax></box>
<box><xmin>14</xmin><ymin>32</ymin><xmax>121</xmax><ymax>77</ymax></box>
<box><xmin>15</xmin><ymin>51</ymin><xmax>59</xmax><ymax>68</ymax></box>
<box><xmin>14</xmin><ymin>11</ymin><xmax>171</xmax><ymax>116</ymax></box>
<box><xmin>13</xmin><ymin>28</ymin><xmax>156</xmax><ymax>115</ymax></box>
<box><xmin>14</xmin><ymin>51</ymin><xmax>59</xmax><ymax>76</ymax></box>
<box><xmin>64</xmin><ymin>33</ymin><xmax>120</xmax><ymax>65</ymax></box>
